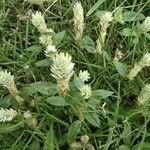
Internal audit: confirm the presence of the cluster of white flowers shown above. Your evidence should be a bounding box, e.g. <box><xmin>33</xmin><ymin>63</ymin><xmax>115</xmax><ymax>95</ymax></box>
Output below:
<box><xmin>71</xmin><ymin>135</ymin><xmax>95</xmax><ymax>150</ymax></box>
<box><xmin>113</xmin><ymin>49</ymin><xmax>124</xmax><ymax>61</ymax></box>
<box><xmin>128</xmin><ymin>53</ymin><xmax>150</xmax><ymax>80</ymax></box>
<box><xmin>23</xmin><ymin>111</ymin><xmax>32</xmax><ymax>119</ymax></box>
<box><xmin>32</xmin><ymin>11</ymin><xmax>49</xmax><ymax>33</ymax></box>
<box><xmin>73</xmin><ymin>1</ymin><xmax>84</xmax><ymax>40</ymax></box>
<box><xmin>0</xmin><ymin>70</ymin><xmax>14</xmax><ymax>88</ymax></box>
<box><xmin>78</xmin><ymin>70</ymin><xmax>91</xmax><ymax>99</ymax></box>
<box><xmin>138</xmin><ymin>84</ymin><xmax>150</xmax><ymax>106</ymax></box>
<box><xmin>96</xmin><ymin>11</ymin><xmax>113</xmax><ymax>54</ymax></box>
<box><xmin>39</xmin><ymin>34</ymin><xmax>53</xmax><ymax>46</ymax></box>
<box><xmin>79</xmin><ymin>84</ymin><xmax>92</xmax><ymax>99</ymax></box>
<box><xmin>100</xmin><ymin>12</ymin><xmax>113</xmax><ymax>31</ymax></box>
<box><xmin>23</xmin><ymin>111</ymin><xmax>37</xmax><ymax>128</ymax></box>
<box><xmin>51</xmin><ymin>53</ymin><xmax>74</xmax><ymax>96</ymax></box>
<box><xmin>139</xmin><ymin>17</ymin><xmax>150</xmax><ymax>33</ymax></box>
<box><xmin>0</xmin><ymin>108</ymin><xmax>18</xmax><ymax>122</ymax></box>
<box><xmin>140</xmin><ymin>53</ymin><xmax>150</xmax><ymax>66</ymax></box>
<box><xmin>79</xmin><ymin>70</ymin><xmax>90</xmax><ymax>82</ymax></box>
<box><xmin>0</xmin><ymin>70</ymin><xmax>18</xmax><ymax>96</ymax></box>
<box><xmin>45</xmin><ymin>45</ymin><xmax>57</xmax><ymax>56</ymax></box>
<box><xmin>31</xmin><ymin>11</ymin><xmax>57</xmax><ymax>57</ymax></box>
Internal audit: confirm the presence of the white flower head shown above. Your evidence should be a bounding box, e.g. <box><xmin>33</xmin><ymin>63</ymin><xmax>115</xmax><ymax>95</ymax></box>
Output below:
<box><xmin>32</xmin><ymin>11</ymin><xmax>52</xmax><ymax>33</ymax></box>
<box><xmin>79</xmin><ymin>70</ymin><xmax>90</xmax><ymax>82</ymax></box>
<box><xmin>0</xmin><ymin>70</ymin><xmax>18</xmax><ymax>95</ymax></box>
<box><xmin>45</xmin><ymin>45</ymin><xmax>57</xmax><ymax>57</ymax></box>
<box><xmin>79</xmin><ymin>84</ymin><xmax>91</xmax><ymax>99</ymax></box>
<box><xmin>0</xmin><ymin>108</ymin><xmax>18</xmax><ymax>122</ymax></box>
<box><xmin>138</xmin><ymin>84</ymin><xmax>150</xmax><ymax>106</ymax></box>
<box><xmin>128</xmin><ymin>53</ymin><xmax>150</xmax><ymax>80</ymax></box>
<box><xmin>51</xmin><ymin>52</ymin><xmax>74</xmax><ymax>96</ymax></box>
<box><xmin>96</xmin><ymin>11</ymin><xmax>113</xmax><ymax>54</ymax></box>
<box><xmin>23</xmin><ymin>111</ymin><xmax>32</xmax><ymax>119</ymax></box>
<box><xmin>139</xmin><ymin>17</ymin><xmax>150</xmax><ymax>33</ymax></box>
<box><xmin>96</xmin><ymin>38</ymin><xmax>103</xmax><ymax>54</ymax></box>
<box><xmin>23</xmin><ymin>111</ymin><xmax>37</xmax><ymax>128</ymax></box>
<box><xmin>73</xmin><ymin>1</ymin><xmax>84</xmax><ymax>40</ymax></box>
<box><xmin>71</xmin><ymin>142</ymin><xmax>82</xmax><ymax>149</ymax></box>
<box><xmin>140</xmin><ymin>53</ymin><xmax>150</xmax><ymax>67</ymax></box>
<box><xmin>113</xmin><ymin>49</ymin><xmax>124</xmax><ymax>61</ymax></box>
<box><xmin>80</xmin><ymin>135</ymin><xmax>89</xmax><ymax>144</ymax></box>
<box><xmin>39</xmin><ymin>34</ymin><xmax>53</xmax><ymax>46</ymax></box>
<box><xmin>100</xmin><ymin>11</ymin><xmax>113</xmax><ymax>23</ymax></box>
<box><xmin>32</xmin><ymin>11</ymin><xmax>46</xmax><ymax>28</ymax></box>
<box><xmin>100</xmin><ymin>11</ymin><xmax>113</xmax><ymax>31</ymax></box>
<box><xmin>128</xmin><ymin>64</ymin><xmax>142</xmax><ymax>80</ymax></box>
<box><xmin>0</xmin><ymin>70</ymin><xmax>14</xmax><ymax>88</ymax></box>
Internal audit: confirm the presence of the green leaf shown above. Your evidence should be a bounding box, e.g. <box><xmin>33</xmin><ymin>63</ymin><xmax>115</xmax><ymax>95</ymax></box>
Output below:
<box><xmin>44</xmin><ymin>126</ymin><xmax>54</xmax><ymax>150</ymax></box>
<box><xmin>113</xmin><ymin>7</ymin><xmax>124</xmax><ymax>24</ymax></box>
<box><xmin>21</xmin><ymin>86</ymin><xmax>37</xmax><ymax>96</ymax></box>
<box><xmin>53</xmin><ymin>31</ymin><xmax>66</xmax><ymax>46</ymax></box>
<box><xmin>80</xmin><ymin>36</ymin><xmax>96</xmax><ymax>53</ymax></box>
<box><xmin>30</xmin><ymin>140</ymin><xmax>40</xmax><ymax>150</ymax></box>
<box><xmin>35</xmin><ymin>59</ymin><xmax>51</xmax><ymax>67</ymax></box>
<box><xmin>84</xmin><ymin>112</ymin><xmax>100</xmax><ymax>127</ymax></box>
<box><xmin>114</xmin><ymin>61</ymin><xmax>128</xmax><ymax>76</ymax></box>
<box><xmin>132</xmin><ymin>142</ymin><xmax>150</xmax><ymax>150</ymax></box>
<box><xmin>67</xmin><ymin>120</ymin><xmax>81</xmax><ymax>144</ymax></box>
<box><xmin>122</xmin><ymin>11</ymin><xmax>145</xmax><ymax>22</ymax></box>
<box><xmin>122</xmin><ymin>121</ymin><xmax>131</xmax><ymax>145</ymax></box>
<box><xmin>121</xmin><ymin>28</ymin><xmax>137</xmax><ymax>37</ymax></box>
<box><xmin>30</xmin><ymin>82</ymin><xmax>57</xmax><ymax>96</ymax></box>
<box><xmin>92</xmin><ymin>89</ymin><xmax>113</xmax><ymax>99</ymax></box>
<box><xmin>46</xmin><ymin>96</ymin><xmax>70</xmax><ymax>106</ymax></box>
<box><xmin>86</xmin><ymin>0</ymin><xmax>106</xmax><ymax>16</ymax></box>
<box><xmin>74</xmin><ymin>75</ymin><xmax>84</xmax><ymax>89</ymax></box>
<box><xmin>145</xmin><ymin>33</ymin><xmax>150</xmax><ymax>40</ymax></box>
<box><xmin>0</xmin><ymin>120</ymin><xmax>25</xmax><ymax>134</ymax></box>
<box><xmin>24</xmin><ymin>45</ymin><xmax>43</xmax><ymax>53</ymax></box>
<box><xmin>118</xmin><ymin>145</ymin><xmax>130</xmax><ymax>150</ymax></box>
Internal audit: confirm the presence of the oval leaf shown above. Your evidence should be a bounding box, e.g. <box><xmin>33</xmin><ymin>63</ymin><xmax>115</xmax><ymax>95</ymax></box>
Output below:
<box><xmin>53</xmin><ymin>31</ymin><xmax>66</xmax><ymax>46</ymax></box>
<box><xmin>35</xmin><ymin>59</ymin><xmax>50</xmax><ymax>67</ymax></box>
<box><xmin>84</xmin><ymin>112</ymin><xmax>100</xmax><ymax>127</ymax></box>
<box><xmin>114</xmin><ymin>61</ymin><xmax>128</xmax><ymax>76</ymax></box>
<box><xmin>46</xmin><ymin>96</ymin><xmax>70</xmax><ymax>106</ymax></box>
<box><xmin>0</xmin><ymin>120</ymin><xmax>24</xmax><ymax>134</ymax></box>
<box><xmin>92</xmin><ymin>89</ymin><xmax>113</xmax><ymax>99</ymax></box>
<box><xmin>119</xmin><ymin>145</ymin><xmax>130</xmax><ymax>150</ymax></box>
<box><xmin>122</xmin><ymin>121</ymin><xmax>131</xmax><ymax>145</ymax></box>
<box><xmin>67</xmin><ymin>120</ymin><xmax>81</xmax><ymax>144</ymax></box>
<box><xmin>30</xmin><ymin>140</ymin><xmax>40</xmax><ymax>150</ymax></box>
<box><xmin>44</xmin><ymin>127</ymin><xmax>54</xmax><ymax>150</ymax></box>
<box><xmin>80</xmin><ymin>36</ymin><xmax>96</xmax><ymax>53</ymax></box>
<box><xmin>120</xmin><ymin>28</ymin><xmax>137</xmax><ymax>37</ymax></box>
<box><xmin>122</xmin><ymin>11</ymin><xmax>145</xmax><ymax>22</ymax></box>
<box><xmin>132</xmin><ymin>142</ymin><xmax>150</xmax><ymax>150</ymax></box>
<box><xmin>30</xmin><ymin>82</ymin><xmax>57</xmax><ymax>96</ymax></box>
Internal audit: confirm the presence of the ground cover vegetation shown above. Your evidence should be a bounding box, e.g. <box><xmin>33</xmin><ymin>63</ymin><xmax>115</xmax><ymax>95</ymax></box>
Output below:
<box><xmin>0</xmin><ymin>0</ymin><xmax>150</xmax><ymax>149</ymax></box>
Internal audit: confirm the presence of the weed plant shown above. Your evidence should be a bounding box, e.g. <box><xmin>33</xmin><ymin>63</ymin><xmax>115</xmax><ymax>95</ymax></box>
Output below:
<box><xmin>0</xmin><ymin>0</ymin><xmax>150</xmax><ymax>149</ymax></box>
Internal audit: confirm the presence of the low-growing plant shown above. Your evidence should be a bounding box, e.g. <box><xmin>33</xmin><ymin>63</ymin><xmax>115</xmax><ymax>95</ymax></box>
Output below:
<box><xmin>0</xmin><ymin>0</ymin><xmax>150</xmax><ymax>149</ymax></box>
